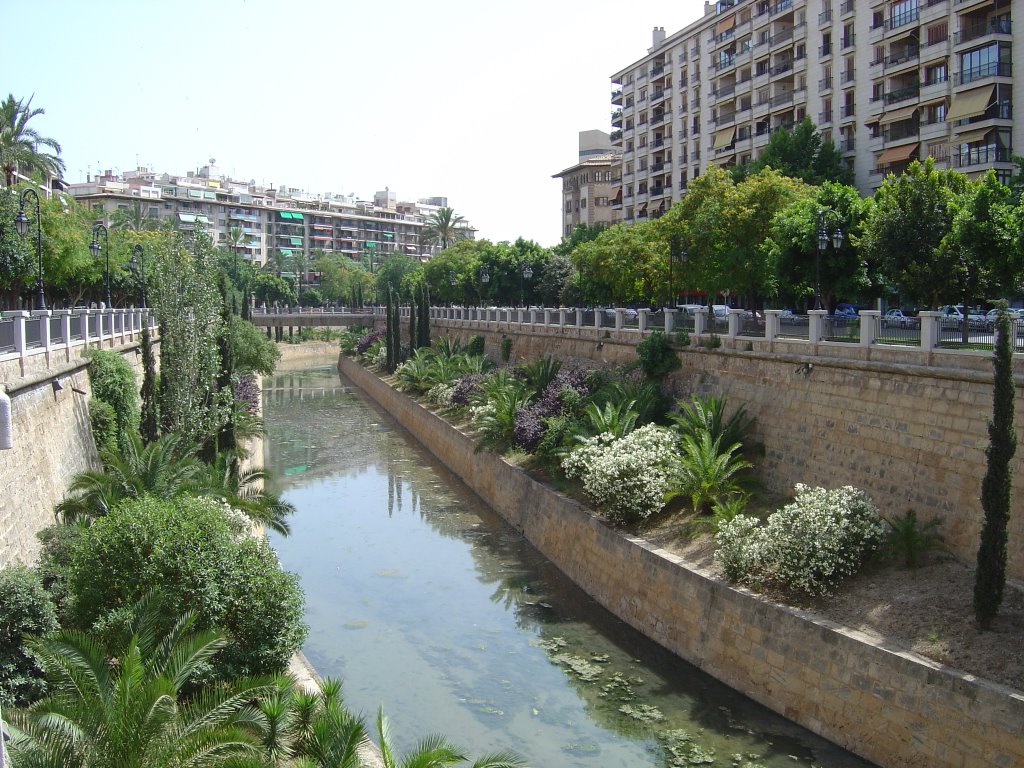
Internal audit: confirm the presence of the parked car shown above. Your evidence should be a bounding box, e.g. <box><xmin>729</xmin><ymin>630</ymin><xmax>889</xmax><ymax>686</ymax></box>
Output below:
<box><xmin>603</xmin><ymin>307</ymin><xmax>638</xmax><ymax>320</ymax></box>
<box><xmin>882</xmin><ymin>309</ymin><xmax>918</xmax><ymax>329</ymax></box>
<box><xmin>833</xmin><ymin>303</ymin><xmax>858</xmax><ymax>318</ymax></box>
<box><xmin>780</xmin><ymin>309</ymin><xmax>809</xmax><ymax>324</ymax></box>
<box><xmin>938</xmin><ymin>305</ymin><xmax>988</xmax><ymax>330</ymax></box>
<box><xmin>985</xmin><ymin>307</ymin><xmax>1024</xmax><ymax>329</ymax></box>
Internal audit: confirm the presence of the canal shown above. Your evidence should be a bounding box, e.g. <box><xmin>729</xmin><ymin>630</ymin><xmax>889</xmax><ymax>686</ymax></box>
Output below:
<box><xmin>264</xmin><ymin>364</ymin><xmax>873</xmax><ymax>768</ymax></box>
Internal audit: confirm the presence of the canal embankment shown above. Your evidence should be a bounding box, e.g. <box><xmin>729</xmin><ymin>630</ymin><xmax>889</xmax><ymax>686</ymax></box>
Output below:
<box><xmin>337</xmin><ymin>352</ymin><xmax>1024</xmax><ymax>768</ymax></box>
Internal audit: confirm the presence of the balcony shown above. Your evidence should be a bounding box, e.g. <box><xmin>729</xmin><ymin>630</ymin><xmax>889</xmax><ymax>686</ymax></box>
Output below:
<box><xmin>842</xmin><ymin>104</ymin><xmax>856</xmax><ymax>118</ymax></box>
<box><xmin>840</xmin><ymin>0</ymin><xmax>854</xmax><ymax>14</ymax></box>
<box><xmin>771</xmin><ymin>91</ymin><xmax>794</xmax><ymax>107</ymax></box>
<box><xmin>651</xmin><ymin>112</ymin><xmax>667</xmax><ymax>125</ymax></box>
<box><xmin>712</xmin><ymin>83</ymin><xmax>737</xmax><ymax>98</ymax></box>
<box><xmin>841</xmin><ymin>137</ymin><xmax>855</xmax><ymax>153</ymax></box>
<box><xmin>819</xmin><ymin>44</ymin><xmax>832</xmax><ymax>57</ymax></box>
<box><xmin>691</xmin><ymin>98</ymin><xmax>702</xmax><ymax>109</ymax></box>
<box><xmin>886</xmin><ymin>83</ymin><xmax>920</xmax><ymax>104</ymax></box>
<box><xmin>819</xmin><ymin>75</ymin><xmax>833</xmax><ymax>92</ymax></box>
<box><xmin>652</xmin><ymin>88</ymin><xmax>667</xmax><ymax>103</ymax></box>
<box><xmin>612</xmin><ymin>89</ymin><xmax>623</xmax><ymax>105</ymax></box>
<box><xmin>841</xmin><ymin>69</ymin><xmax>855</xmax><ymax>84</ymax></box>
<box><xmin>652</xmin><ymin>161</ymin><xmax>666</xmax><ymax>173</ymax></box>
<box><xmin>611</xmin><ymin>109</ymin><xmax>623</xmax><ymax>127</ymax></box>
<box><xmin>818</xmin><ymin>9</ymin><xmax>832</xmax><ymax>24</ymax></box>
<box><xmin>651</xmin><ymin>63</ymin><xmax>665</xmax><ymax>77</ymax></box>
<box><xmin>651</xmin><ymin>185</ymin><xmax>667</xmax><ymax>198</ymax></box>
<box><xmin>955</xmin><ymin>145</ymin><xmax>1012</xmax><ymax>167</ymax></box>
<box><xmin>841</xmin><ymin>34</ymin><xmax>855</xmax><ymax>49</ymax></box>
<box><xmin>714</xmin><ymin>111</ymin><xmax>738</xmax><ymax>124</ymax></box>
<box><xmin>818</xmin><ymin>109</ymin><xmax>833</xmax><ymax>124</ymax></box>
<box><xmin>889</xmin><ymin>8</ymin><xmax>919</xmax><ymax>29</ymax></box>
<box><xmin>770</xmin><ymin>28</ymin><xmax>794</xmax><ymax>46</ymax></box>
<box><xmin>957</xmin><ymin>61</ymin><xmax>1012</xmax><ymax>85</ymax></box>
<box><xmin>887</xmin><ymin>47</ymin><xmax>920</xmax><ymax>66</ymax></box>
<box><xmin>714</xmin><ymin>55</ymin><xmax>737</xmax><ymax>72</ymax></box>
<box><xmin>772</xmin><ymin>0</ymin><xmax>793</xmax><ymax>15</ymax></box>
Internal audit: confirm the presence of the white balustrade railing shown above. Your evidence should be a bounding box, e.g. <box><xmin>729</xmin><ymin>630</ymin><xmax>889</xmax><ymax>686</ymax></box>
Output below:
<box><xmin>0</xmin><ymin>308</ymin><xmax>155</xmax><ymax>364</ymax></box>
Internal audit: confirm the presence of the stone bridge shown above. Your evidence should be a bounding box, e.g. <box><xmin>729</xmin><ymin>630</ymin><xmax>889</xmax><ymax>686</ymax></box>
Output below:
<box><xmin>250</xmin><ymin>308</ymin><xmax>375</xmax><ymax>329</ymax></box>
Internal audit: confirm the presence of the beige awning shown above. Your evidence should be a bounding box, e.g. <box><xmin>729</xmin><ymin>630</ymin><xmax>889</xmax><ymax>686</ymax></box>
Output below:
<box><xmin>716</xmin><ymin>15</ymin><xmax>736</xmax><ymax>34</ymax></box>
<box><xmin>876</xmin><ymin>142</ymin><xmax>919</xmax><ymax>165</ymax></box>
<box><xmin>954</xmin><ymin>127</ymin><xmax>992</xmax><ymax>145</ymax></box>
<box><xmin>713</xmin><ymin>126</ymin><xmax>736</xmax><ymax>149</ymax></box>
<box><xmin>879</xmin><ymin>105</ymin><xmax>919</xmax><ymax>125</ymax></box>
<box><xmin>945</xmin><ymin>85</ymin><xmax>995</xmax><ymax>121</ymax></box>
<box><xmin>864</xmin><ymin>112</ymin><xmax>882</xmax><ymax>126</ymax></box>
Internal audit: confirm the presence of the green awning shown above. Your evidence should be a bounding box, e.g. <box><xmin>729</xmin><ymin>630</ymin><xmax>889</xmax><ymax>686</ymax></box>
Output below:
<box><xmin>290</xmin><ymin>237</ymin><xmax>302</xmax><ymax>246</ymax></box>
<box><xmin>382</xmin><ymin>232</ymin><xmax>394</xmax><ymax>238</ymax></box>
<box><xmin>279</xmin><ymin>212</ymin><xmax>292</xmax><ymax>220</ymax></box>
<box><xmin>279</xmin><ymin>249</ymin><xmax>293</xmax><ymax>256</ymax></box>
<box><xmin>291</xmin><ymin>212</ymin><xmax>304</xmax><ymax>220</ymax></box>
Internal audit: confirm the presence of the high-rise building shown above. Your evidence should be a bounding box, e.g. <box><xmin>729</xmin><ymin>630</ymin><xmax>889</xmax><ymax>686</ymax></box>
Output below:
<box><xmin>611</xmin><ymin>0</ymin><xmax>1019</xmax><ymax>223</ymax></box>
<box><xmin>67</xmin><ymin>163</ymin><xmax>473</xmax><ymax>267</ymax></box>
<box><xmin>552</xmin><ymin>130</ymin><xmax>623</xmax><ymax>238</ymax></box>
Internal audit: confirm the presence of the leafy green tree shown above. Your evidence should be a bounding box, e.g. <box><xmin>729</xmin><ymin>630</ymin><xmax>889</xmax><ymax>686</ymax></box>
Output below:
<box><xmin>253</xmin><ymin>271</ymin><xmax>297</xmax><ymax>306</ymax></box>
<box><xmin>228</xmin><ymin>314</ymin><xmax>281</xmax><ymax>375</ymax></box>
<box><xmin>766</xmin><ymin>182</ymin><xmax>872</xmax><ymax>311</ymax></box>
<box><xmin>860</xmin><ymin>158</ymin><xmax>970</xmax><ymax>308</ymax></box>
<box><xmin>8</xmin><ymin>596</ymin><xmax>275</xmax><ymax>768</ymax></box>
<box><xmin>421</xmin><ymin>240</ymin><xmax>487</xmax><ymax>305</ymax></box>
<box><xmin>422</xmin><ymin>207</ymin><xmax>469</xmax><ymax>250</ymax></box>
<box><xmin>0</xmin><ymin>94</ymin><xmax>64</xmax><ymax>188</ymax></box>
<box><xmin>975</xmin><ymin>304</ymin><xmax>1016</xmax><ymax>629</ymax></box>
<box><xmin>151</xmin><ymin>228</ymin><xmax>226</xmax><ymax>446</ymax></box>
<box><xmin>53</xmin><ymin>495</ymin><xmax>306</xmax><ymax>680</ymax></box>
<box><xmin>86</xmin><ymin>349</ymin><xmax>140</xmax><ymax>455</ymax></box>
<box><xmin>732</xmin><ymin>117</ymin><xmax>851</xmax><ymax>185</ymax></box>
<box><xmin>375</xmin><ymin>254</ymin><xmax>420</xmax><ymax>302</ymax></box>
<box><xmin>573</xmin><ymin>220</ymin><xmax>664</xmax><ymax>305</ymax></box>
<box><xmin>0</xmin><ymin>565</ymin><xmax>58</xmax><ymax>707</ymax></box>
<box><xmin>552</xmin><ymin>223</ymin><xmax>608</xmax><ymax>257</ymax></box>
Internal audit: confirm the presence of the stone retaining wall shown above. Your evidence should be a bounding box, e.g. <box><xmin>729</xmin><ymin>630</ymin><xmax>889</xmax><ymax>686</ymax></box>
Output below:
<box><xmin>339</xmin><ymin>353</ymin><xmax>1024</xmax><ymax>768</ymax></box>
<box><xmin>422</xmin><ymin>320</ymin><xmax>1024</xmax><ymax>581</ymax></box>
<box><xmin>0</xmin><ymin>344</ymin><xmax>148</xmax><ymax>566</ymax></box>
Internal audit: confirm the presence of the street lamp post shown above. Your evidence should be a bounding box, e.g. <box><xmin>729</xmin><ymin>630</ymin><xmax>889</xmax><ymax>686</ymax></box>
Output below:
<box><xmin>521</xmin><ymin>265</ymin><xmax>533</xmax><ymax>307</ymax></box>
<box><xmin>479</xmin><ymin>266</ymin><xmax>490</xmax><ymax>307</ymax></box>
<box><xmin>129</xmin><ymin>244</ymin><xmax>146</xmax><ymax>308</ymax></box>
<box><xmin>14</xmin><ymin>189</ymin><xmax>45</xmax><ymax>310</ymax></box>
<box><xmin>89</xmin><ymin>223</ymin><xmax>111</xmax><ymax>307</ymax></box>
<box><xmin>815</xmin><ymin>209</ymin><xmax>844</xmax><ymax>311</ymax></box>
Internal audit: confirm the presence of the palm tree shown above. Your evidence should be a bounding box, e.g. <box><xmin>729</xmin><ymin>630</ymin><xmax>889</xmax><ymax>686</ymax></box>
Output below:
<box><xmin>668</xmin><ymin>432</ymin><xmax>753</xmax><ymax>515</ymax></box>
<box><xmin>376</xmin><ymin>708</ymin><xmax>527</xmax><ymax>768</ymax></box>
<box><xmin>111</xmin><ymin>200</ymin><xmax>155</xmax><ymax>232</ymax></box>
<box><xmin>0</xmin><ymin>94</ymin><xmax>65</xmax><ymax>188</ymax></box>
<box><xmin>191</xmin><ymin>454</ymin><xmax>295</xmax><ymax>536</ymax></box>
<box><xmin>7</xmin><ymin>596</ymin><xmax>275</xmax><ymax>768</ymax></box>
<box><xmin>56</xmin><ymin>432</ymin><xmax>204</xmax><ymax>523</ymax></box>
<box><xmin>423</xmin><ymin>207</ymin><xmax>468</xmax><ymax>250</ymax></box>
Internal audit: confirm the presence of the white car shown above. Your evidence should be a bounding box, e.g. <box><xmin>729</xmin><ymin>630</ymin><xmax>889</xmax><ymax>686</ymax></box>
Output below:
<box><xmin>882</xmin><ymin>309</ymin><xmax>918</xmax><ymax>329</ymax></box>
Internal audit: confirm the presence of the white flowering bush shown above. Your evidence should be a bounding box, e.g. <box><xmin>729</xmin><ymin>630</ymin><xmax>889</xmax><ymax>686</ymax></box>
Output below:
<box><xmin>562</xmin><ymin>424</ymin><xmax>677</xmax><ymax>525</ymax></box>
<box><xmin>426</xmin><ymin>382</ymin><xmax>455</xmax><ymax>407</ymax></box>
<box><xmin>715</xmin><ymin>484</ymin><xmax>885</xmax><ymax>596</ymax></box>
<box><xmin>367</xmin><ymin>342</ymin><xmax>387</xmax><ymax>370</ymax></box>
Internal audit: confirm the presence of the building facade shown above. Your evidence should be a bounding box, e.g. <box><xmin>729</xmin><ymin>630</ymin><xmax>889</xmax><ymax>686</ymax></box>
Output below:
<box><xmin>552</xmin><ymin>130</ymin><xmax>623</xmax><ymax>238</ymax></box>
<box><xmin>67</xmin><ymin>164</ymin><xmax>473</xmax><ymax>268</ymax></box>
<box><xmin>611</xmin><ymin>0</ymin><xmax>1021</xmax><ymax>223</ymax></box>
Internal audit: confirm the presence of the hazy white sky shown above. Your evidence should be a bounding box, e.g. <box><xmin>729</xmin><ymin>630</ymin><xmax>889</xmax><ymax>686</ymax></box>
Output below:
<box><xmin>3</xmin><ymin>0</ymin><xmax>706</xmax><ymax>246</ymax></box>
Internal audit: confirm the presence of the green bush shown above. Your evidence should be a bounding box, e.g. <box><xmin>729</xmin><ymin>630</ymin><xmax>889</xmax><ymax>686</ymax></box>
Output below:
<box><xmin>88</xmin><ymin>398</ymin><xmax>117</xmax><ymax>454</ymax></box>
<box><xmin>86</xmin><ymin>349</ymin><xmax>139</xmax><ymax>452</ymax></box>
<box><xmin>227</xmin><ymin>315</ymin><xmax>281</xmax><ymax>374</ymax></box>
<box><xmin>636</xmin><ymin>330</ymin><xmax>680</xmax><ymax>379</ymax></box>
<box><xmin>673</xmin><ymin>329</ymin><xmax>691</xmax><ymax>347</ymax></box>
<box><xmin>0</xmin><ymin>565</ymin><xmax>58</xmax><ymax>706</ymax></box>
<box><xmin>465</xmin><ymin>335</ymin><xmax>485</xmax><ymax>357</ymax></box>
<box><xmin>49</xmin><ymin>495</ymin><xmax>307</xmax><ymax>681</ymax></box>
<box><xmin>886</xmin><ymin>509</ymin><xmax>945</xmax><ymax>568</ymax></box>
<box><xmin>500</xmin><ymin>335</ymin><xmax>513</xmax><ymax>363</ymax></box>
<box><xmin>716</xmin><ymin>484</ymin><xmax>885</xmax><ymax>596</ymax></box>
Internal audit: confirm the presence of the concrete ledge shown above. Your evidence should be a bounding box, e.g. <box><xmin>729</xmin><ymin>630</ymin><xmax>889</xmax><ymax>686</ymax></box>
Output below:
<box><xmin>338</xmin><ymin>354</ymin><xmax>1024</xmax><ymax>768</ymax></box>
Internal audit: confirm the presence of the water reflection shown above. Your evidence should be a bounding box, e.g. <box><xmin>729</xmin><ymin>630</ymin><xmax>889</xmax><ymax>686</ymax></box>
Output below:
<box><xmin>264</xmin><ymin>366</ymin><xmax>873</xmax><ymax>768</ymax></box>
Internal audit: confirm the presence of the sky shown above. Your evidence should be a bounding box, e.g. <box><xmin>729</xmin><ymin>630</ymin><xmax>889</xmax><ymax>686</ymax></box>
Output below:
<box><xmin>3</xmin><ymin>0</ymin><xmax>707</xmax><ymax>247</ymax></box>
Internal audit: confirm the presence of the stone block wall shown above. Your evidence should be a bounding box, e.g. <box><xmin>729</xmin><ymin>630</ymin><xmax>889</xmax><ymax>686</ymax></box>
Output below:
<box><xmin>424</xmin><ymin>320</ymin><xmax>1024</xmax><ymax>580</ymax></box>
<box><xmin>339</xmin><ymin>354</ymin><xmax>1024</xmax><ymax>768</ymax></box>
<box><xmin>0</xmin><ymin>345</ymin><xmax>148</xmax><ymax>566</ymax></box>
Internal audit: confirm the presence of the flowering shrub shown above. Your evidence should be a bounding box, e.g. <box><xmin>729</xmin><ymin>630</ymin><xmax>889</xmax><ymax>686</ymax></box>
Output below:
<box><xmin>451</xmin><ymin>373</ymin><xmax>486</xmax><ymax>407</ymax></box>
<box><xmin>233</xmin><ymin>374</ymin><xmax>261</xmax><ymax>417</ymax></box>
<box><xmin>562</xmin><ymin>424</ymin><xmax>678</xmax><ymax>525</ymax></box>
<box><xmin>426</xmin><ymin>383</ymin><xmax>455</xmax><ymax>407</ymax></box>
<box><xmin>513</xmin><ymin>368</ymin><xmax>591</xmax><ymax>451</ymax></box>
<box><xmin>355</xmin><ymin>328</ymin><xmax>385</xmax><ymax>356</ymax></box>
<box><xmin>368</xmin><ymin>343</ymin><xmax>387</xmax><ymax>370</ymax></box>
<box><xmin>715</xmin><ymin>484</ymin><xmax>886</xmax><ymax>596</ymax></box>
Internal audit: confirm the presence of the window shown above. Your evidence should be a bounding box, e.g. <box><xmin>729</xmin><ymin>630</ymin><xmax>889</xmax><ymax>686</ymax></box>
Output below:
<box><xmin>597</xmin><ymin>197</ymin><xmax>609</xmax><ymax>206</ymax></box>
<box><xmin>926</xmin><ymin>101</ymin><xmax>946</xmax><ymax>123</ymax></box>
<box><xmin>872</xmin><ymin>10</ymin><xmax>884</xmax><ymax>29</ymax></box>
<box><xmin>959</xmin><ymin>42</ymin><xmax>1011</xmax><ymax>84</ymax></box>
<box><xmin>926</xmin><ymin>22</ymin><xmax>947</xmax><ymax>46</ymax></box>
<box><xmin>889</xmin><ymin>0</ymin><xmax>918</xmax><ymax>29</ymax></box>
<box><xmin>580</xmin><ymin>199</ymin><xmax>587</xmax><ymax>208</ymax></box>
<box><xmin>924</xmin><ymin>62</ymin><xmax>947</xmax><ymax>86</ymax></box>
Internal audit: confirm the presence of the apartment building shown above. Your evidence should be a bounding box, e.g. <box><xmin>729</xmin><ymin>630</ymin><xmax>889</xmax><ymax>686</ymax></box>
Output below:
<box><xmin>67</xmin><ymin>163</ymin><xmax>472</xmax><ymax>268</ymax></box>
<box><xmin>552</xmin><ymin>130</ymin><xmax>623</xmax><ymax>237</ymax></box>
<box><xmin>610</xmin><ymin>0</ymin><xmax>1020</xmax><ymax>223</ymax></box>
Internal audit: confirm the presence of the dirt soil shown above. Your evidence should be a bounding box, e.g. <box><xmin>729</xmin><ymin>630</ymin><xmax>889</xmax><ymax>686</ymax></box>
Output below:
<box><xmin>644</xmin><ymin>517</ymin><xmax>1024</xmax><ymax>693</ymax></box>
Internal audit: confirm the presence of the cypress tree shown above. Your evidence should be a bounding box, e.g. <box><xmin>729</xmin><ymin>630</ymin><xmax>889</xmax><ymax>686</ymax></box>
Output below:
<box><xmin>139</xmin><ymin>322</ymin><xmax>159</xmax><ymax>444</ymax></box>
<box><xmin>419</xmin><ymin>282</ymin><xmax>431</xmax><ymax>348</ymax></box>
<box><xmin>975</xmin><ymin>303</ymin><xmax>1016</xmax><ymax>629</ymax></box>
<box><xmin>409</xmin><ymin>288</ymin><xmax>418</xmax><ymax>353</ymax></box>
<box><xmin>385</xmin><ymin>284</ymin><xmax>395</xmax><ymax>372</ymax></box>
<box><xmin>391</xmin><ymin>289</ymin><xmax>402</xmax><ymax>366</ymax></box>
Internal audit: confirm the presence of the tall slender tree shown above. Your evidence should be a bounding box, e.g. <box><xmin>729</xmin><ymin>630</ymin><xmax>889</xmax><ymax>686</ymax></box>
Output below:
<box><xmin>140</xmin><ymin>322</ymin><xmax>159</xmax><ymax>444</ymax></box>
<box><xmin>975</xmin><ymin>303</ymin><xmax>1016</xmax><ymax>629</ymax></box>
<box><xmin>422</xmin><ymin>207</ymin><xmax>468</xmax><ymax>250</ymax></box>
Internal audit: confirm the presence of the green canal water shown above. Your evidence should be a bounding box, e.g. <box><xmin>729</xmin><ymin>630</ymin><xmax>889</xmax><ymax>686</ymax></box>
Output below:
<box><xmin>263</xmin><ymin>365</ymin><xmax>874</xmax><ymax>768</ymax></box>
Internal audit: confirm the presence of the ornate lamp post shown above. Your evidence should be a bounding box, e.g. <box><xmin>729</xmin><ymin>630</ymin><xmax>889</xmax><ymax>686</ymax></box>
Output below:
<box><xmin>815</xmin><ymin>209</ymin><xmax>844</xmax><ymax>311</ymax></box>
<box><xmin>479</xmin><ymin>266</ymin><xmax>490</xmax><ymax>307</ymax></box>
<box><xmin>14</xmin><ymin>189</ymin><xmax>45</xmax><ymax>310</ymax></box>
<box><xmin>89</xmin><ymin>223</ymin><xmax>111</xmax><ymax>307</ymax></box>
<box><xmin>521</xmin><ymin>265</ymin><xmax>533</xmax><ymax>307</ymax></box>
<box><xmin>129</xmin><ymin>244</ymin><xmax>146</xmax><ymax>308</ymax></box>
